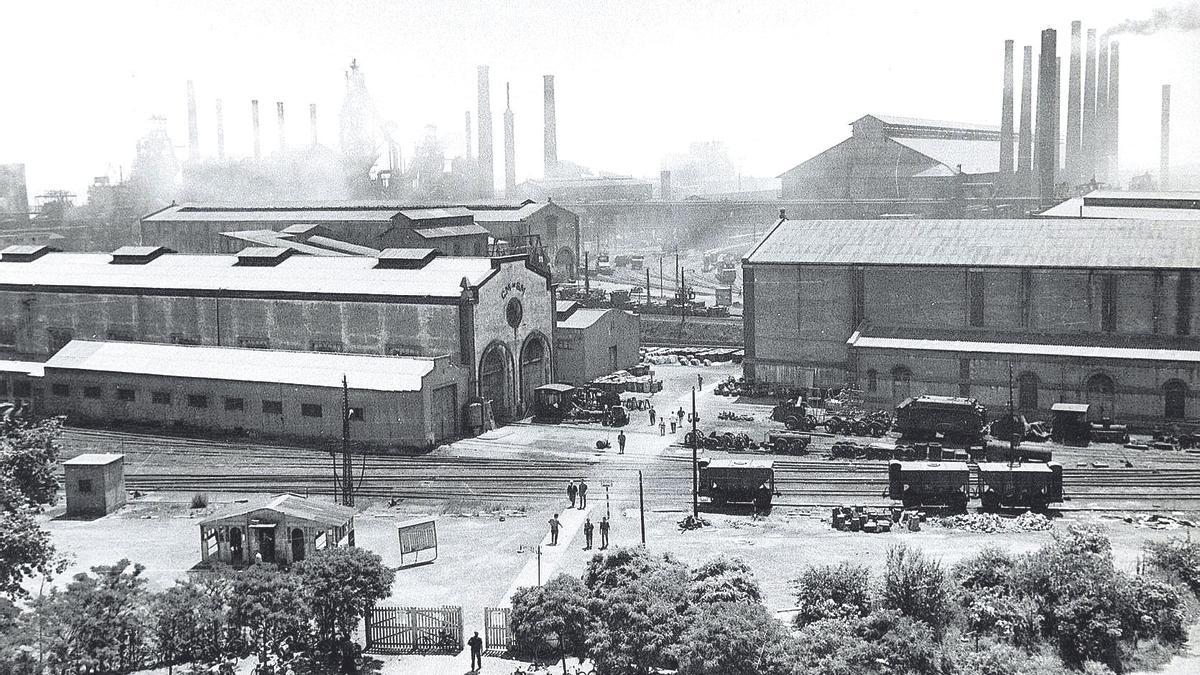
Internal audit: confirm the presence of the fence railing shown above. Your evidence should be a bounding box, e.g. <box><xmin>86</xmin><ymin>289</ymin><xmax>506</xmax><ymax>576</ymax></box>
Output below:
<box><xmin>364</xmin><ymin>605</ymin><xmax>463</xmax><ymax>655</ymax></box>
<box><xmin>483</xmin><ymin>606</ymin><xmax>513</xmax><ymax>654</ymax></box>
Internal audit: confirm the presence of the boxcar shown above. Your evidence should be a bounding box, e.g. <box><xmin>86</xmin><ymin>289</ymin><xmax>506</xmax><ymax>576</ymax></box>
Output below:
<box><xmin>698</xmin><ymin>458</ymin><xmax>775</xmax><ymax>508</ymax></box>
<box><xmin>888</xmin><ymin>460</ymin><xmax>970</xmax><ymax>511</ymax></box>
<box><xmin>977</xmin><ymin>461</ymin><xmax>1062</xmax><ymax>512</ymax></box>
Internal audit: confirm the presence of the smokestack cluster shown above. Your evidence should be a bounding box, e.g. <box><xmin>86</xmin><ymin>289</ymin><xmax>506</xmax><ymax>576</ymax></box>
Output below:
<box><xmin>477</xmin><ymin>65</ymin><xmax>494</xmax><ymax>199</ymax></box>
<box><xmin>464</xmin><ymin>111</ymin><xmax>473</xmax><ymax>160</ymax></box>
<box><xmin>1064</xmin><ymin>22</ymin><xmax>1082</xmax><ymax>183</ymax></box>
<box><xmin>503</xmin><ymin>83</ymin><xmax>516</xmax><ymax>195</ymax></box>
<box><xmin>1082</xmin><ymin>29</ymin><xmax>1097</xmax><ymax>181</ymax></box>
<box><xmin>544</xmin><ymin>75</ymin><xmax>558</xmax><ymax>178</ymax></box>
<box><xmin>1017</xmin><ymin>45</ymin><xmax>1033</xmax><ymax>176</ymax></box>
<box><xmin>310</xmin><ymin>103</ymin><xmax>318</xmax><ymax>147</ymax></box>
<box><xmin>1034</xmin><ymin>28</ymin><xmax>1057</xmax><ymax>200</ymax></box>
<box><xmin>1162</xmin><ymin>84</ymin><xmax>1171</xmax><ymax>190</ymax></box>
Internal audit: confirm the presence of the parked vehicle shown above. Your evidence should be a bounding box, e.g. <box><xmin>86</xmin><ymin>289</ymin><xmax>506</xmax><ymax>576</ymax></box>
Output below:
<box><xmin>887</xmin><ymin>460</ymin><xmax>970</xmax><ymax>511</ymax></box>
<box><xmin>698</xmin><ymin>458</ymin><xmax>775</xmax><ymax>509</ymax></box>
<box><xmin>977</xmin><ymin>462</ymin><xmax>1063</xmax><ymax>512</ymax></box>
<box><xmin>894</xmin><ymin>395</ymin><xmax>988</xmax><ymax>445</ymax></box>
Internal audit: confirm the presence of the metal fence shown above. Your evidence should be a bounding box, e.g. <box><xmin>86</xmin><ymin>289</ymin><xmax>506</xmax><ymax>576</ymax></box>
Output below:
<box><xmin>483</xmin><ymin>606</ymin><xmax>513</xmax><ymax>654</ymax></box>
<box><xmin>364</xmin><ymin>605</ymin><xmax>463</xmax><ymax>655</ymax></box>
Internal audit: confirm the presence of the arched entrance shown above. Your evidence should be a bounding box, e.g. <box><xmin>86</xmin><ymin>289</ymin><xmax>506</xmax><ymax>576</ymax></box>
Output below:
<box><xmin>1085</xmin><ymin>373</ymin><xmax>1116</xmax><ymax>418</ymax></box>
<box><xmin>479</xmin><ymin>342</ymin><xmax>515</xmax><ymax>423</ymax></box>
<box><xmin>554</xmin><ymin>247</ymin><xmax>576</xmax><ymax>281</ymax></box>
<box><xmin>1165</xmin><ymin>380</ymin><xmax>1188</xmax><ymax>420</ymax></box>
<box><xmin>290</xmin><ymin>528</ymin><xmax>306</xmax><ymax>562</ymax></box>
<box><xmin>520</xmin><ymin>334</ymin><xmax>551</xmax><ymax>418</ymax></box>
<box><xmin>229</xmin><ymin>527</ymin><xmax>244</xmax><ymax>564</ymax></box>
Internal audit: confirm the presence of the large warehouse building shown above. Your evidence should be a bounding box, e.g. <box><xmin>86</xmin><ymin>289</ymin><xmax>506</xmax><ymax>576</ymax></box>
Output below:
<box><xmin>743</xmin><ymin>217</ymin><xmax>1200</xmax><ymax>424</ymax></box>
<box><xmin>0</xmin><ymin>244</ymin><xmax>555</xmax><ymax>440</ymax></box>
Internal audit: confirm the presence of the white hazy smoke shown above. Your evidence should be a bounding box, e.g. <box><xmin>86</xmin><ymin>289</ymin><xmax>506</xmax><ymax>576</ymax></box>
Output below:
<box><xmin>1106</xmin><ymin>2</ymin><xmax>1200</xmax><ymax>36</ymax></box>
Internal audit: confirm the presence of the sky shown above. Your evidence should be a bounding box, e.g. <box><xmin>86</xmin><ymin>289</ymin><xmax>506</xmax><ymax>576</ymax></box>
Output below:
<box><xmin>1</xmin><ymin>0</ymin><xmax>1198</xmax><ymax>199</ymax></box>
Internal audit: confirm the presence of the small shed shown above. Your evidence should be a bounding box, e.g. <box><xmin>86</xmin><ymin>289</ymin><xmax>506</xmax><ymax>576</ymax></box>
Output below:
<box><xmin>63</xmin><ymin>453</ymin><xmax>125</xmax><ymax>517</ymax></box>
<box><xmin>198</xmin><ymin>493</ymin><xmax>356</xmax><ymax>567</ymax></box>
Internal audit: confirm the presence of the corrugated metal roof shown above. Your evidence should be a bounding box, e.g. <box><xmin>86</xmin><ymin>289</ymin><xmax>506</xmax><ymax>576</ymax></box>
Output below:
<box><xmin>746</xmin><ymin>218</ymin><xmax>1200</xmax><ymax>269</ymax></box>
<box><xmin>399</xmin><ymin>207</ymin><xmax>473</xmax><ymax>221</ymax></box>
<box><xmin>306</xmin><ymin>235</ymin><xmax>380</xmax><ymax>256</ymax></box>
<box><xmin>0</xmin><ymin>359</ymin><xmax>45</xmax><ymax>377</ymax></box>
<box><xmin>63</xmin><ymin>453</ymin><xmax>123</xmax><ymax>466</ymax></box>
<box><xmin>145</xmin><ymin>208</ymin><xmax>399</xmax><ymax>223</ymax></box>
<box><xmin>469</xmin><ymin>203</ymin><xmax>547</xmax><ymax>223</ymax></box>
<box><xmin>45</xmin><ymin>340</ymin><xmax>438</xmax><ymax>391</ymax></box>
<box><xmin>219</xmin><ymin>231</ymin><xmax>349</xmax><ymax>257</ymax></box>
<box><xmin>414</xmin><ymin>224</ymin><xmax>489</xmax><ymax>239</ymax></box>
<box><xmin>1037</xmin><ymin>198</ymin><xmax>1200</xmax><ymax>220</ymax></box>
<box><xmin>866</xmin><ymin>114</ymin><xmax>1000</xmax><ymax>134</ymax></box>
<box><xmin>848</xmin><ymin>333</ymin><xmax>1200</xmax><ymax>364</ymax></box>
<box><xmin>557</xmin><ymin>307</ymin><xmax>610</xmax><ymax>329</ymax></box>
<box><xmin>0</xmin><ymin>251</ymin><xmax>493</xmax><ymax>298</ymax></box>
<box><xmin>200</xmin><ymin>493</ymin><xmax>356</xmax><ymax>527</ymax></box>
<box><xmin>891</xmin><ymin>137</ymin><xmax>1003</xmax><ymax>175</ymax></box>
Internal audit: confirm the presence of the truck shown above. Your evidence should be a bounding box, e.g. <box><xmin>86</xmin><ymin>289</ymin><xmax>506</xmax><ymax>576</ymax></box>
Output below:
<box><xmin>894</xmin><ymin>395</ymin><xmax>988</xmax><ymax>445</ymax></box>
<box><xmin>698</xmin><ymin>458</ymin><xmax>775</xmax><ymax>510</ymax></box>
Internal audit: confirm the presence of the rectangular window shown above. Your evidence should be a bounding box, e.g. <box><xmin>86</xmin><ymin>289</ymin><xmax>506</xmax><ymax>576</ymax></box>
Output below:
<box><xmin>83</xmin><ymin>386</ymin><xmax>102</xmax><ymax>399</ymax></box>
<box><xmin>238</xmin><ymin>336</ymin><xmax>270</xmax><ymax>349</ymax></box>
<box><xmin>301</xmin><ymin>403</ymin><xmax>323</xmax><ymax>418</ymax></box>
<box><xmin>310</xmin><ymin>339</ymin><xmax>344</xmax><ymax>353</ymax></box>
<box><xmin>385</xmin><ymin>342</ymin><xmax>421</xmax><ymax>357</ymax></box>
<box><xmin>262</xmin><ymin>400</ymin><xmax>283</xmax><ymax>414</ymax></box>
<box><xmin>348</xmin><ymin>406</ymin><xmax>365</xmax><ymax>422</ymax></box>
<box><xmin>116</xmin><ymin>388</ymin><xmax>136</xmax><ymax>402</ymax></box>
<box><xmin>554</xmin><ymin>338</ymin><xmax>573</xmax><ymax>351</ymax></box>
<box><xmin>152</xmin><ymin>391</ymin><xmax>172</xmax><ymax>405</ymax></box>
<box><xmin>51</xmin><ymin>383</ymin><xmax>70</xmax><ymax>398</ymax></box>
<box><xmin>223</xmin><ymin>397</ymin><xmax>245</xmax><ymax>412</ymax></box>
<box><xmin>968</xmin><ymin>271</ymin><xmax>985</xmax><ymax>327</ymax></box>
<box><xmin>1101</xmin><ymin>275</ymin><xmax>1118</xmax><ymax>332</ymax></box>
<box><xmin>187</xmin><ymin>394</ymin><xmax>209</xmax><ymax>409</ymax></box>
<box><xmin>48</xmin><ymin>327</ymin><xmax>73</xmax><ymax>352</ymax></box>
<box><xmin>1019</xmin><ymin>269</ymin><xmax>1033</xmax><ymax>329</ymax></box>
<box><xmin>0</xmin><ymin>326</ymin><xmax>16</xmax><ymax>347</ymax></box>
<box><xmin>958</xmin><ymin>358</ymin><xmax>971</xmax><ymax>398</ymax></box>
<box><xmin>77</xmin><ymin>479</ymin><xmax>93</xmax><ymax>494</ymax></box>
<box><xmin>1177</xmin><ymin>271</ymin><xmax>1192</xmax><ymax>336</ymax></box>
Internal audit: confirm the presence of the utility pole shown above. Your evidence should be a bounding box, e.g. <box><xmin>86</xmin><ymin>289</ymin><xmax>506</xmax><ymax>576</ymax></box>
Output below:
<box><xmin>342</xmin><ymin>375</ymin><xmax>354</xmax><ymax>507</ymax></box>
<box><xmin>645</xmin><ymin>268</ymin><xmax>651</xmax><ymax>307</ymax></box>
<box><xmin>691</xmin><ymin>386</ymin><xmax>699</xmax><ymax>518</ymax></box>
<box><xmin>679</xmin><ymin>269</ymin><xmax>688</xmax><ymax>326</ymax></box>
<box><xmin>659</xmin><ymin>255</ymin><xmax>664</xmax><ymax>301</ymax></box>
<box><xmin>638</xmin><ymin>471</ymin><xmax>646</xmax><ymax>546</ymax></box>
<box><xmin>537</xmin><ymin>545</ymin><xmax>542</xmax><ymax>585</ymax></box>
<box><xmin>602</xmin><ymin>481</ymin><xmax>612</xmax><ymax>519</ymax></box>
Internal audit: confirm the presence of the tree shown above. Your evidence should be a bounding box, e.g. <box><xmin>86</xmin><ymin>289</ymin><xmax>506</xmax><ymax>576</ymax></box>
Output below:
<box><xmin>672</xmin><ymin>601</ymin><xmax>799</xmax><ymax>675</ymax></box>
<box><xmin>294</xmin><ymin>546</ymin><xmax>394</xmax><ymax>663</ymax></box>
<box><xmin>510</xmin><ymin>574</ymin><xmax>590</xmax><ymax>662</ymax></box>
<box><xmin>952</xmin><ymin>547</ymin><xmax>1018</xmax><ymax>593</ymax></box>
<box><xmin>881</xmin><ymin>545</ymin><xmax>951</xmax><ymax>639</ymax></box>
<box><xmin>228</xmin><ymin>565</ymin><xmax>312</xmax><ymax>664</ymax></box>
<box><xmin>1144</xmin><ymin>537</ymin><xmax>1200</xmax><ymax>598</ymax></box>
<box><xmin>792</xmin><ymin>561</ymin><xmax>872</xmax><ymax>627</ymax></box>
<box><xmin>791</xmin><ymin>611</ymin><xmax>947</xmax><ymax>675</ymax></box>
<box><xmin>151</xmin><ymin>575</ymin><xmax>232</xmax><ymax>669</ymax></box>
<box><xmin>0</xmin><ymin>417</ymin><xmax>65</xmax><ymax>601</ymax></box>
<box><xmin>0</xmin><ymin>510</ymin><xmax>58</xmax><ymax>600</ymax></box>
<box><xmin>688</xmin><ymin>555</ymin><xmax>763</xmax><ymax>605</ymax></box>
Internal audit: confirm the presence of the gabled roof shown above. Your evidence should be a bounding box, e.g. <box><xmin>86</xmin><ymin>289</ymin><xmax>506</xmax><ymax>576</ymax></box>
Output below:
<box><xmin>558</xmin><ymin>307</ymin><xmax>613</xmax><ymax>329</ymax></box>
<box><xmin>414</xmin><ymin>223</ymin><xmax>489</xmax><ymax>239</ymax></box>
<box><xmin>469</xmin><ymin>203</ymin><xmax>549</xmax><ymax>223</ymax></box>
<box><xmin>859</xmin><ymin>114</ymin><xmax>1000</xmax><ymax>136</ymax></box>
<box><xmin>200</xmin><ymin>493</ymin><xmax>356</xmax><ymax>528</ymax></box>
<box><xmin>891</xmin><ymin>137</ymin><xmax>1003</xmax><ymax>175</ymax></box>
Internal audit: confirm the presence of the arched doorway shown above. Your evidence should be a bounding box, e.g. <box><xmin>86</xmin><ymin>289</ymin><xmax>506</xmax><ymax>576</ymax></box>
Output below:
<box><xmin>520</xmin><ymin>335</ymin><xmax>551</xmax><ymax>417</ymax></box>
<box><xmin>479</xmin><ymin>342</ymin><xmax>515</xmax><ymax>423</ymax></box>
<box><xmin>554</xmin><ymin>247</ymin><xmax>576</xmax><ymax>281</ymax></box>
<box><xmin>1165</xmin><ymin>380</ymin><xmax>1188</xmax><ymax>420</ymax></box>
<box><xmin>1018</xmin><ymin>372</ymin><xmax>1039</xmax><ymax>411</ymax></box>
<box><xmin>891</xmin><ymin>366</ymin><xmax>912</xmax><ymax>403</ymax></box>
<box><xmin>229</xmin><ymin>527</ymin><xmax>244</xmax><ymax>564</ymax></box>
<box><xmin>290</xmin><ymin>528</ymin><xmax>306</xmax><ymax>562</ymax></box>
<box><xmin>1085</xmin><ymin>373</ymin><xmax>1116</xmax><ymax>418</ymax></box>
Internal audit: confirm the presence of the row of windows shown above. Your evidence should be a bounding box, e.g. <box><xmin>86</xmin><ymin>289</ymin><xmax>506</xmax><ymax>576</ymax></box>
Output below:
<box><xmin>49</xmin><ymin>384</ymin><xmax>365</xmax><ymax>420</ymax></box>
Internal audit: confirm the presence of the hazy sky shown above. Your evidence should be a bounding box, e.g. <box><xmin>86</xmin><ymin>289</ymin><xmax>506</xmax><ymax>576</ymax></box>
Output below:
<box><xmin>2</xmin><ymin>0</ymin><xmax>1198</xmax><ymax>198</ymax></box>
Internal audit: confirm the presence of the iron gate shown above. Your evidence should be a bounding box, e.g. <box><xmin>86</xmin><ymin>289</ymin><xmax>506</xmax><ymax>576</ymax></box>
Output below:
<box><xmin>364</xmin><ymin>605</ymin><xmax>463</xmax><ymax>655</ymax></box>
<box><xmin>483</xmin><ymin>606</ymin><xmax>513</xmax><ymax>654</ymax></box>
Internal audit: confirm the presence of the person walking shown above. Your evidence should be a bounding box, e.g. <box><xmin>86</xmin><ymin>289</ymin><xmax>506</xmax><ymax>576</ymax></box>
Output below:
<box><xmin>649</xmin><ymin>406</ymin><xmax>657</xmax><ymax>426</ymax></box>
<box><xmin>578</xmin><ymin>479</ymin><xmax>588</xmax><ymax>508</ymax></box>
<box><xmin>659</xmin><ymin>419</ymin><xmax>666</xmax><ymax>436</ymax></box>
<box><xmin>617</xmin><ymin>429</ymin><xmax>627</xmax><ymax>454</ymax></box>
<box><xmin>548</xmin><ymin>514</ymin><xmax>561</xmax><ymax>545</ymax></box>
<box><xmin>468</xmin><ymin>631</ymin><xmax>483</xmax><ymax>671</ymax></box>
<box><xmin>566</xmin><ymin>481</ymin><xmax>577</xmax><ymax>508</ymax></box>
<box><xmin>583</xmin><ymin>517</ymin><xmax>594</xmax><ymax>549</ymax></box>
<box><xmin>698</xmin><ymin>373</ymin><xmax>704</xmax><ymax>391</ymax></box>
<box><xmin>599</xmin><ymin>516</ymin><xmax>610</xmax><ymax>549</ymax></box>
<box><xmin>670</xmin><ymin>419</ymin><xmax>677</xmax><ymax>434</ymax></box>
<box><xmin>677</xmin><ymin>407</ymin><xmax>685</xmax><ymax>424</ymax></box>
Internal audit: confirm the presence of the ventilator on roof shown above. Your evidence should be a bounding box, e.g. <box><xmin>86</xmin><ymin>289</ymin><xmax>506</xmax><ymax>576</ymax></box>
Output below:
<box><xmin>0</xmin><ymin>245</ymin><xmax>56</xmax><ymax>262</ymax></box>
<box><xmin>235</xmin><ymin>247</ymin><xmax>294</xmax><ymax>266</ymax></box>
<box><xmin>376</xmin><ymin>248</ymin><xmax>439</xmax><ymax>270</ymax></box>
<box><xmin>110</xmin><ymin>246</ymin><xmax>174</xmax><ymax>265</ymax></box>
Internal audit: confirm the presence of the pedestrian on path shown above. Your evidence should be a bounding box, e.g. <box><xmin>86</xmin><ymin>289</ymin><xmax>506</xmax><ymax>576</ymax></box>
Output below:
<box><xmin>677</xmin><ymin>407</ymin><xmax>685</xmax><ymax>424</ymax></box>
<box><xmin>584</xmin><ymin>517</ymin><xmax>594</xmax><ymax>549</ymax></box>
<box><xmin>468</xmin><ymin>631</ymin><xmax>483</xmax><ymax>671</ymax></box>
<box><xmin>566</xmin><ymin>481</ymin><xmax>577</xmax><ymax>507</ymax></box>
<box><xmin>578</xmin><ymin>479</ymin><xmax>588</xmax><ymax>508</ymax></box>
<box><xmin>659</xmin><ymin>419</ymin><xmax>666</xmax><ymax>436</ymax></box>
<box><xmin>617</xmin><ymin>430</ymin><xmax>626</xmax><ymax>454</ymax></box>
<box><xmin>649</xmin><ymin>406</ymin><xmax>657</xmax><ymax>426</ymax></box>
<box><xmin>549</xmin><ymin>514</ymin><xmax>561</xmax><ymax>545</ymax></box>
<box><xmin>600</xmin><ymin>516</ymin><xmax>610</xmax><ymax>549</ymax></box>
<box><xmin>670</xmin><ymin>419</ymin><xmax>677</xmax><ymax>434</ymax></box>
<box><xmin>698</xmin><ymin>373</ymin><xmax>704</xmax><ymax>390</ymax></box>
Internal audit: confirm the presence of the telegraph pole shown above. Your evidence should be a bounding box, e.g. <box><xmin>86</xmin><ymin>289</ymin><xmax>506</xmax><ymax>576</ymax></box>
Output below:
<box><xmin>342</xmin><ymin>375</ymin><xmax>354</xmax><ymax>507</ymax></box>
<box><xmin>638</xmin><ymin>471</ymin><xmax>646</xmax><ymax>546</ymax></box>
<box><xmin>691</xmin><ymin>386</ymin><xmax>699</xmax><ymax>518</ymax></box>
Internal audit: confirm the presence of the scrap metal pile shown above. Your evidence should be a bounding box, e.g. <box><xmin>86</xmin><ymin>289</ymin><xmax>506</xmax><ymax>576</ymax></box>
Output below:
<box><xmin>830</xmin><ymin>505</ymin><xmax>925</xmax><ymax>533</ymax></box>
<box><xmin>934</xmin><ymin>512</ymin><xmax>1053</xmax><ymax>533</ymax></box>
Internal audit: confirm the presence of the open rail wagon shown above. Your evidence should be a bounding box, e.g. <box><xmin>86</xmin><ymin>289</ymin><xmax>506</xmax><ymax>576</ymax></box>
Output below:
<box><xmin>977</xmin><ymin>462</ymin><xmax>1063</xmax><ymax>512</ymax></box>
<box><xmin>894</xmin><ymin>395</ymin><xmax>988</xmax><ymax>445</ymax></box>
<box><xmin>888</xmin><ymin>460</ymin><xmax>969</xmax><ymax>511</ymax></box>
<box><xmin>698</xmin><ymin>458</ymin><xmax>775</xmax><ymax>509</ymax></box>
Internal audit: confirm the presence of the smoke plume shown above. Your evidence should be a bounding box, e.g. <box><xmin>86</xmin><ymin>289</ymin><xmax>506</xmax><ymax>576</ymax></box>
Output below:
<box><xmin>1105</xmin><ymin>2</ymin><xmax>1200</xmax><ymax>36</ymax></box>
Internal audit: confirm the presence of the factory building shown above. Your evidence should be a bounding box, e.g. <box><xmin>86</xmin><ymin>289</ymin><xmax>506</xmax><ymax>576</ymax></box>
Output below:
<box><xmin>0</xmin><ymin>244</ymin><xmax>554</xmax><ymax>434</ymax></box>
<box><xmin>553</xmin><ymin>301</ymin><xmax>641</xmax><ymax>385</ymax></box>
<box><xmin>516</xmin><ymin>176</ymin><xmax>655</xmax><ymax>202</ymax></box>
<box><xmin>1038</xmin><ymin>190</ymin><xmax>1200</xmax><ymax>220</ymax></box>
<box><xmin>778</xmin><ymin>115</ymin><xmax>1013</xmax><ymax>202</ymax></box>
<box><xmin>743</xmin><ymin>217</ymin><xmax>1200</xmax><ymax>424</ymax></box>
<box><xmin>470</xmin><ymin>200</ymin><xmax>580</xmax><ymax>280</ymax></box>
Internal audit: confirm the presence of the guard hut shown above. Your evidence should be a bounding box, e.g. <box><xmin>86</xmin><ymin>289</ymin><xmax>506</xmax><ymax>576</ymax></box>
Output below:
<box><xmin>63</xmin><ymin>453</ymin><xmax>125</xmax><ymax>518</ymax></box>
<box><xmin>198</xmin><ymin>493</ymin><xmax>356</xmax><ymax>567</ymax></box>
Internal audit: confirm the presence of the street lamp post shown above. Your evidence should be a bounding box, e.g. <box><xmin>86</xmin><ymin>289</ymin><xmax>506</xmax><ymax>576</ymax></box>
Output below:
<box><xmin>601</xmin><ymin>481</ymin><xmax>612</xmax><ymax>519</ymax></box>
<box><xmin>691</xmin><ymin>387</ymin><xmax>699</xmax><ymax>518</ymax></box>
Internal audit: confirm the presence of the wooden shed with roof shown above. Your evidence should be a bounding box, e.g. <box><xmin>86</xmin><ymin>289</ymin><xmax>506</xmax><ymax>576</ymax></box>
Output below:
<box><xmin>198</xmin><ymin>493</ymin><xmax>356</xmax><ymax>567</ymax></box>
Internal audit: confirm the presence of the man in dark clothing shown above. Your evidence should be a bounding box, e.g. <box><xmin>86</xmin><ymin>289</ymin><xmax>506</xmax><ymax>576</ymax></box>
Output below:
<box><xmin>599</xmin><ymin>516</ymin><xmax>610</xmax><ymax>549</ymax></box>
<box><xmin>649</xmin><ymin>406</ymin><xmax>656</xmax><ymax>425</ymax></box>
<box><xmin>617</xmin><ymin>430</ymin><xmax>627</xmax><ymax>454</ymax></box>
<box><xmin>677</xmin><ymin>407</ymin><xmax>685</xmax><ymax>425</ymax></box>
<box><xmin>578</xmin><ymin>480</ymin><xmax>588</xmax><ymax>508</ymax></box>
<box><xmin>566</xmin><ymin>481</ymin><xmax>577</xmax><ymax>507</ymax></box>
<box><xmin>583</xmin><ymin>517</ymin><xmax>594</xmax><ymax>549</ymax></box>
<box><xmin>549</xmin><ymin>514</ymin><xmax>561</xmax><ymax>545</ymax></box>
<box><xmin>698</xmin><ymin>373</ymin><xmax>704</xmax><ymax>390</ymax></box>
<box><xmin>468</xmin><ymin>632</ymin><xmax>483</xmax><ymax>671</ymax></box>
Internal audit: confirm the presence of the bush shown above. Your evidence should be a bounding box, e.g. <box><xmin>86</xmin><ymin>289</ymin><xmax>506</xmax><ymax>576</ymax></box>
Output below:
<box><xmin>1145</xmin><ymin>537</ymin><xmax>1200</xmax><ymax>598</ymax></box>
<box><xmin>673</xmin><ymin>602</ymin><xmax>798</xmax><ymax>675</ymax></box>
<box><xmin>294</xmin><ymin>546</ymin><xmax>395</xmax><ymax>659</ymax></box>
<box><xmin>688</xmin><ymin>555</ymin><xmax>763</xmax><ymax>605</ymax></box>
<box><xmin>953</xmin><ymin>547</ymin><xmax>1018</xmax><ymax>592</ymax></box>
<box><xmin>792</xmin><ymin>561</ymin><xmax>872</xmax><ymax>627</ymax></box>
<box><xmin>510</xmin><ymin>574</ymin><xmax>589</xmax><ymax>662</ymax></box>
<box><xmin>881</xmin><ymin>545</ymin><xmax>951</xmax><ymax>638</ymax></box>
<box><xmin>948</xmin><ymin>639</ymin><xmax>1063</xmax><ymax>675</ymax></box>
<box><xmin>190</xmin><ymin>493</ymin><xmax>209</xmax><ymax>509</ymax></box>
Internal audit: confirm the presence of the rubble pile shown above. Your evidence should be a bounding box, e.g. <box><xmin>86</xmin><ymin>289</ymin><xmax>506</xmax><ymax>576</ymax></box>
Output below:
<box><xmin>1127</xmin><ymin>513</ymin><xmax>1197</xmax><ymax>530</ymax></box>
<box><xmin>678</xmin><ymin>514</ymin><xmax>712</xmax><ymax>531</ymax></box>
<box><xmin>935</xmin><ymin>512</ymin><xmax>1053</xmax><ymax>533</ymax></box>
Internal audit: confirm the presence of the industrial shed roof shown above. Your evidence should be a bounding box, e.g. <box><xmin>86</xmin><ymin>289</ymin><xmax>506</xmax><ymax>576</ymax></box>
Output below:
<box><xmin>847</xmin><ymin>333</ymin><xmax>1200</xmax><ymax>364</ymax></box>
<box><xmin>863</xmin><ymin>114</ymin><xmax>1000</xmax><ymax>134</ymax></box>
<box><xmin>45</xmin><ymin>340</ymin><xmax>439</xmax><ymax>392</ymax></box>
<box><xmin>144</xmin><ymin>206</ymin><xmax>400</xmax><ymax>223</ymax></box>
<box><xmin>745</xmin><ymin>218</ymin><xmax>1200</xmax><ymax>269</ymax></box>
<box><xmin>891</xmin><ymin>137</ymin><xmax>1005</xmax><ymax>175</ymax></box>
<box><xmin>219</xmin><ymin>230</ymin><xmax>349</xmax><ymax>257</ymax></box>
<box><xmin>414</xmin><ymin>224</ymin><xmax>490</xmax><ymax>239</ymax></box>
<box><xmin>200</xmin><ymin>493</ymin><xmax>356</xmax><ymax>527</ymax></box>
<box><xmin>557</xmin><ymin>307</ymin><xmax>611</xmax><ymax>329</ymax></box>
<box><xmin>0</xmin><ymin>251</ymin><xmax>494</xmax><ymax>300</ymax></box>
<box><xmin>1038</xmin><ymin>190</ymin><xmax>1200</xmax><ymax>220</ymax></box>
<box><xmin>469</xmin><ymin>203</ymin><xmax>549</xmax><ymax>223</ymax></box>
<box><xmin>399</xmin><ymin>207</ymin><xmax>473</xmax><ymax>221</ymax></box>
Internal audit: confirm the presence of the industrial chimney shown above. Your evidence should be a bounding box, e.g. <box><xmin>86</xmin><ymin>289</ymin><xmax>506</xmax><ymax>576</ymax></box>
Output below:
<box><xmin>276</xmin><ymin>101</ymin><xmax>286</xmax><ymax>153</ymax></box>
<box><xmin>1035</xmin><ymin>28</ymin><xmax>1058</xmax><ymax>200</ymax></box>
<box><xmin>251</xmin><ymin>99</ymin><xmax>262</xmax><ymax>160</ymax></box>
<box><xmin>1065</xmin><ymin>21</ymin><xmax>1082</xmax><ymax>185</ymax></box>
<box><xmin>477</xmin><ymin>66</ymin><xmax>494</xmax><ymax>199</ymax></box>
<box><xmin>1018</xmin><ymin>45</ymin><xmax>1034</xmax><ymax>181</ymax></box>
<box><xmin>1096</xmin><ymin>37</ymin><xmax>1110</xmax><ymax>182</ymax></box>
<box><xmin>1161</xmin><ymin>84</ymin><xmax>1171</xmax><ymax>190</ymax></box>
<box><xmin>216</xmin><ymin>98</ymin><xmax>225</xmax><ymax>160</ymax></box>
<box><xmin>309</xmin><ymin>104</ymin><xmax>318</xmax><ymax>147</ymax></box>
<box><xmin>187</xmin><ymin>80</ymin><xmax>199</xmax><ymax>159</ymax></box>
<box><xmin>544</xmin><ymin>75</ymin><xmax>558</xmax><ymax>177</ymax></box>
<box><xmin>660</xmin><ymin>170</ymin><xmax>672</xmax><ymax>201</ymax></box>
<box><xmin>999</xmin><ymin>40</ymin><xmax>1015</xmax><ymax>178</ymax></box>
<box><xmin>464</xmin><ymin>111</ymin><xmax>472</xmax><ymax>159</ymax></box>
<box><xmin>1082</xmin><ymin>29</ymin><xmax>1097</xmax><ymax>182</ymax></box>
<box><xmin>503</xmin><ymin>83</ymin><xmax>516</xmax><ymax>195</ymax></box>
<box><xmin>1107</xmin><ymin>41</ymin><xmax>1120</xmax><ymax>184</ymax></box>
